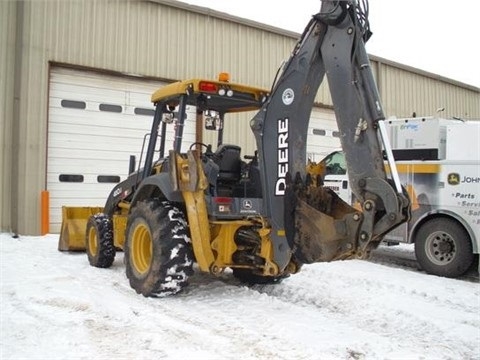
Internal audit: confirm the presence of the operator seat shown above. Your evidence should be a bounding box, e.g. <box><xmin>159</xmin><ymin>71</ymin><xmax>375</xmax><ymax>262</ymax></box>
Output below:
<box><xmin>213</xmin><ymin>144</ymin><xmax>242</xmax><ymax>182</ymax></box>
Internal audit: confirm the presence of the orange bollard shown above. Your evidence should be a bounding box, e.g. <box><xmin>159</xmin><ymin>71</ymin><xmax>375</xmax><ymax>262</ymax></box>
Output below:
<box><xmin>41</xmin><ymin>191</ymin><xmax>49</xmax><ymax>235</ymax></box>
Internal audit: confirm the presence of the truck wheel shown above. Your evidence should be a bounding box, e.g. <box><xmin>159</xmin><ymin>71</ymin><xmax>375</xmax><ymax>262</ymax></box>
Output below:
<box><xmin>414</xmin><ymin>218</ymin><xmax>473</xmax><ymax>278</ymax></box>
<box><xmin>232</xmin><ymin>269</ymin><xmax>287</xmax><ymax>285</ymax></box>
<box><xmin>86</xmin><ymin>213</ymin><xmax>115</xmax><ymax>268</ymax></box>
<box><xmin>124</xmin><ymin>199</ymin><xmax>194</xmax><ymax>297</ymax></box>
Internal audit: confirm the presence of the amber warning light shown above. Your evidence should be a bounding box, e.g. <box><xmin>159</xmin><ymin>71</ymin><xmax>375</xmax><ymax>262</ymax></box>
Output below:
<box><xmin>218</xmin><ymin>72</ymin><xmax>230</xmax><ymax>82</ymax></box>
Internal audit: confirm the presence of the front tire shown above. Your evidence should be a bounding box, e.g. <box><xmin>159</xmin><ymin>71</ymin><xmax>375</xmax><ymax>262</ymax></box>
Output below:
<box><xmin>124</xmin><ymin>199</ymin><xmax>194</xmax><ymax>297</ymax></box>
<box><xmin>414</xmin><ymin>218</ymin><xmax>473</xmax><ymax>278</ymax></box>
<box><xmin>86</xmin><ymin>213</ymin><xmax>115</xmax><ymax>268</ymax></box>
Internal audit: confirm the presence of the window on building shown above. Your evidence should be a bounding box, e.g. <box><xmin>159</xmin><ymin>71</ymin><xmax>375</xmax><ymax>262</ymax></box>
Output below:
<box><xmin>99</xmin><ymin>104</ymin><xmax>122</xmax><ymax>113</ymax></box>
<box><xmin>312</xmin><ymin>129</ymin><xmax>326</xmax><ymax>136</ymax></box>
<box><xmin>97</xmin><ymin>175</ymin><xmax>121</xmax><ymax>183</ymax></box>
<box><xmin>59</xmin><ymin>174</ymin><xmax>84</xmax><ymax>182</ymax></box>
<box><xmin>134</xmin><ymin>107</ymin><xmax>155</xmax><ymax>116</ymax></box>
<box><xmin>61</xmin><ymin>100</ymin><xmax>86</xmax><ymax>109</ymax></box>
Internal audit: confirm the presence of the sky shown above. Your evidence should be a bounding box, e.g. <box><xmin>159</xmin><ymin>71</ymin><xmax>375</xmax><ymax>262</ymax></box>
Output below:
<box><xmin>177</xmin><ymin>0</ymin><xmax>480</xmax><ymax>89</ymax></box>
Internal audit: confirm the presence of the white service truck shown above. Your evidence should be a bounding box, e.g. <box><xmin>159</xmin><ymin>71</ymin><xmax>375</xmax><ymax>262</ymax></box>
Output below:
<box><xmin>321</xmin><ymin>117</ymin><xmax>480</xmax><ymax>278</ymax></box>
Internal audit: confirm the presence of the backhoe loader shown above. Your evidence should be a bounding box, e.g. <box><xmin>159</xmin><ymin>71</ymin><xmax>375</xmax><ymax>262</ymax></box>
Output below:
<box><xmin>59</xmin><ymin>0</ymin><xmax>410</xmax><ymax>297</ymax></box>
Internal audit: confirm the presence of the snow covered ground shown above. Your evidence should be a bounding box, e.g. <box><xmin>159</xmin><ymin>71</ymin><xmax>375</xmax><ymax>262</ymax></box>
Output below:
<box><xmin>1</xmin><ymin>233</ymin><xmax>479</xmax><ymax>360</ymax></box>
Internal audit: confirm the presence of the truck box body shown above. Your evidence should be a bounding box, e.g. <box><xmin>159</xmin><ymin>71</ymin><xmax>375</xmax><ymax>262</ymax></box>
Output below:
<box><xmin>384</xmin><ymin>160</ymin><xmax>480</xmax><ymax>248</ymax></box>
<box><xmin>322</xmin><ymin>118</ymin><xmax>480</xmax><ymax>277</ymax></box>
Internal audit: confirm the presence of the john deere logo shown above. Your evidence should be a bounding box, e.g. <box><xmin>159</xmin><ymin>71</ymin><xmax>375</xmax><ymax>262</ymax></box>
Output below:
<box><xmin>448</xmin><ymin>173</ymin><xmax>460</xmax><ymax>185</ymax></box>
<box><xmin>282</xmin><ymin>88</ymin><xmax>294</xmax><ymax>105</ymax></box>
<box><xmin>242</xmin><ymin>200</ymin><xmax>253</xmax><ymax>210</ymax></box>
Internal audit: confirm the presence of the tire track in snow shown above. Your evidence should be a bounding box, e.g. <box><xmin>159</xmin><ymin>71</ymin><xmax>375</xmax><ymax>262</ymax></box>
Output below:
<box><xmin>109</xmin><ymin>272</ymin><xmax>317</xmax><ymax>360</ymax></box>
<box><xmin>60</xmin><ymin>258</ymin><xmax>316</xmax><ymax>360</ymax></box>
<box><xmin>369</xmin><ymin>245</ymin><xmax>479</xmax><ymax>282</ymax></box>
<box><xmin>53</xmin><ymin>249</ymin><xmax>480</xmax><ymax>359</ymax></box>
<box><xmin>249</xmin><ymin>262</ymin><xmax>480</xmax><ymax>359</ymax></box>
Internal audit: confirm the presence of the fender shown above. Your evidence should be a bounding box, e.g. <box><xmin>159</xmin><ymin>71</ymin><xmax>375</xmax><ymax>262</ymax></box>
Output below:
<box><xmin>409</xmin><ymin>209</ymin><xmax>478</xmax><ymax>253</ymax></box>
<box><xmin>130</xmin><ymin>173</ymin><xmax>184</xmax><ymax>211</ymax></box>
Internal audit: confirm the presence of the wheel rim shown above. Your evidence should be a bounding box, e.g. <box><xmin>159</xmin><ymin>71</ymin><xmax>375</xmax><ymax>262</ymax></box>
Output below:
<box><xmin>87</xmin><ymin>226</ymin><xmax>98</xmax><ymax>256</ymax></box>
<box><xmin>131</xmin><ymin>222</ymin><xmax>153</xmax><ymax>275</ymax></box>
<box><xmin>424</xmin><ymin>230</ymin><xmax>455</xmax><ymax>265</ymax></box>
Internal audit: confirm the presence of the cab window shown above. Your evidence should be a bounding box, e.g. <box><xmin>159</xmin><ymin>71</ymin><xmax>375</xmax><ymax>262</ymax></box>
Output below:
<box><xmin>324</xmin><ymin>151</ymin><xmax>347</xmax><ymax>175</ymax></box>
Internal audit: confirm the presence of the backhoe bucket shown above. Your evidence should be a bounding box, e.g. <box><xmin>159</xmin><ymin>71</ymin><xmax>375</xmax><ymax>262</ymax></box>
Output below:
<box><xmin>58</xmin><ymin>206</ymin><xmax>103</xmax><ymax>251</ymax></box>
<box><xmin>286</xmin><ymin>175</ymin><xmax>364</xmax><ymax>264</ymax></box>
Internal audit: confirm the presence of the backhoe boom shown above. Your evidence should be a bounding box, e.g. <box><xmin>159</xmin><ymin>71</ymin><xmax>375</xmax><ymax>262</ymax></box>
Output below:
<box><xmin>251</xmin><ymin>0</ymin><xmax>409</xmax><ymax>269</ymax></box>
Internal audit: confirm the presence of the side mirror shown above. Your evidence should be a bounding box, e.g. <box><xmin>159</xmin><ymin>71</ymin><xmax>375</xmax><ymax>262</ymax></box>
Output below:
<box><xmin>204</xmin><ymin>110</ymin><xmax>223</xmax><ymax>131</ymax></box>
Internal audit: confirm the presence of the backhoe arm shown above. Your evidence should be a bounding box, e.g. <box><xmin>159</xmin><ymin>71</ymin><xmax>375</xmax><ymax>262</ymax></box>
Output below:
<box><xmin>250</xmin><ymin>0</ymin><xmax>409</xmax><ymax>270</ymax></box>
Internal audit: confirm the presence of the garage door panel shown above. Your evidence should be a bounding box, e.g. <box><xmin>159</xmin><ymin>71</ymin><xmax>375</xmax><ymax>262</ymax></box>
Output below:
<box><xmin>306</xmin><ymin>107</ymin><xmax>340</xmax><ymax>161</ymax></box>
<box><xmin>51</xmin><ymin>189</ymin><xmax>111</xmax><ymax>202</ymax></box>
<box><xmin>49</xmin><ymin>100</ymin><xmax>156</xmax><ymax>118</ymax></box>
<box><xmin>50</xmin><ymin>109</ymin><xmax>154</xmax><ymax>126</ymax></box>
<box><xmin>48</xmin><ymin>138</ymin><xmax>148</xmax><ymax>153</ymax></box>
<box><xmin>48</xmin><ymin>188</ymin><xmax>124</xmax><ymax>203</ymax></box>
<box><xmin>48</xmin><ymin>161</ymin><xmax>139</xmax><ymax>182</ymax></box>
<box><xmin>43</xmin><ymin>132</ymin><xmax>199</xmax><ymax>153</ymax></box>
<box><xmin>48</xmin><ymin>133</ymin><xmax>150</xmax><ymax>153</ymax></box>
<box><xmin>50</xmin><ymin>193</ymin><xmax>111</xmax><ymax>204</ymax></box>
<box><xmin>48</xmin><ymin>153</ymin><xmax>142</xmax><ymax>167</ymax></box>
<box><xmin>51</xmin><ymin>82</ymin><xmax>135</xmax><ymax>105</ymax></box>
<box><xmin>50</xmin><ymin>186</ymin><xmax>116</xmax><ymax>198</ymax></box>
<box><xmin>49</xmin><ymin>146</ymin><xmax>143</xmax><ymax>161</ymax></box>
<box><xmin>47</xmin><ymin>164</ymin><xmax>130</xmax><ymax>179</ymax></box>
<box><xmin>49</xmin><ymin>108</ymin><xmax>195</xmax><ymax>133</ymax></box>
<box><xmin>49</xmin><ymin>125</ymin><xmax>153</xmax><ymax>143</ymax></box>
<box><xmin>48</xmin><ymin>128</ymin><xmax>150</xmax><ymax>142</ymax></box>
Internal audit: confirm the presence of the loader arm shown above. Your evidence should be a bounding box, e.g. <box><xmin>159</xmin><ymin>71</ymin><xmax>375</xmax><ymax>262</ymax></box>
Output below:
<box><xmin>251</xmin><ymin>0</ymin><xmax>409</xmax><ymax>269</ymax></box>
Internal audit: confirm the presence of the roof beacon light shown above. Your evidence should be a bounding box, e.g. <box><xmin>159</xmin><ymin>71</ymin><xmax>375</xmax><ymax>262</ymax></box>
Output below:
<box><xmin>218</xmin><ymin>72</ymin><xmax>230</xmax><ymax>82</ymax></box>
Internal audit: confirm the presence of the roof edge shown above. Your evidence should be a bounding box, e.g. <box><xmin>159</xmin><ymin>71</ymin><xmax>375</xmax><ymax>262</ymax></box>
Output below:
<box><xmin>148</xmin><ymin>0</ymin><xmax>301</xmax><ymax>39</ymax></box>
<box><xmin>150</xmin><ymin>0</ymin><xmax>479</xmax><ymax>92</ymax></box>
<box><xmin>369</xmin><ymin>54</ymin><xmax>479</xmax><ymax>93</ymax></box>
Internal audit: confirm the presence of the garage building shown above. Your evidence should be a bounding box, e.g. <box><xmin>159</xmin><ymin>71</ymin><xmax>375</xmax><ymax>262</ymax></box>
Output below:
<box><xmin>1</xmin><ymin>0</ymin><xmax>479</xmax><ymax>235</ymax></box>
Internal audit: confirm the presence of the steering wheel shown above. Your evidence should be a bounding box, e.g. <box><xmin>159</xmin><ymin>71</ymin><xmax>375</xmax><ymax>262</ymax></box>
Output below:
<box><xmin>189</xmin><ymin>143</ymin><xmax>213</xmax><ymax>159</ymax></box>
<box><xmin>189</xmin><ymin>142</ymin><xmax>210</xmax><ymax>151</ymax></box>
<box><xmin>331</xmin><ymin>163</ymin><xmax>344</xmax><ymax>174</ymax></box>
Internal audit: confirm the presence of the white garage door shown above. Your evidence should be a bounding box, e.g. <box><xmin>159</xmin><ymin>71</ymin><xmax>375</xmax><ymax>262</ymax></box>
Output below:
<box><xmin>307</xmin><ymin>107</ymin><xmax>341</xmax><ymax>162</ymax></box>
<box><xmin>47</xmin><ymin>67</ymin><xmax>196</xmax><ymax>233</ymax></box>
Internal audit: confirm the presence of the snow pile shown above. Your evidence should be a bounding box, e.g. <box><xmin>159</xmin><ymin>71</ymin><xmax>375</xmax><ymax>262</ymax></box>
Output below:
<box><xmin>1</xmin><ymin>233</ymin><xmax>479</xmax><ymax>359</ymax></box>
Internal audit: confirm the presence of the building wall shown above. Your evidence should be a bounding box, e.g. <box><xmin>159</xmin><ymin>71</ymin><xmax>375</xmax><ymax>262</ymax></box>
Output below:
<box><xmin>1</xmin><ymin>0</ymin><xmax>479</xmax><ymax>235</ymax></box>
<box><xmin>374</xmin><ymin>58</ymin><xmax>480</xmax><ymax>119</ymax></box>
<box><xmin>0</xmin><ymin>1</ymin><xmax>17</xmax><ymax>232</ymax></box>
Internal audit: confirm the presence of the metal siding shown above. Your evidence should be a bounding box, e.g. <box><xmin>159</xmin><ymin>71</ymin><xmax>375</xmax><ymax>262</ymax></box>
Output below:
<box><xmin>0</xmin><ymin>1</ymin><xmax>16</xmax><ymax>232</ymax></box>
<box><xmin>4</xmin><ymin>0</ymin><xmax>480</xmax><ymax>234</ymax></box>
<box><xmin>377</xmin><ymin>60</ymin><xmax>480</xmax><ymax>119</ymax></box>
<box><xmin>11</xmin><ymin>2</ymin><xmax>49</xmax><ymax>235</ymax></box>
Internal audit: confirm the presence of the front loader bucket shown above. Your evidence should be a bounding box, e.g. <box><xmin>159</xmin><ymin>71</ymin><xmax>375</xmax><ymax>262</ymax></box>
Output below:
<box><xmin>58</xmin><ymin>206</ymin><xmax>103</xmax><ymax>251</ymax></box>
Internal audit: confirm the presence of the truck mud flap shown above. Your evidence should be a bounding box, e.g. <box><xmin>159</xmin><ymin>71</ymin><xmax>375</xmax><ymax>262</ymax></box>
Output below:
<box><xmin>58</xmin><ymin>206</ymin><xmax>103</xmax><ymax>251</ymax></box>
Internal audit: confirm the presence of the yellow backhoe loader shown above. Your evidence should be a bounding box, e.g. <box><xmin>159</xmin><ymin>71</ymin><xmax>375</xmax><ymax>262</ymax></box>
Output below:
<box><xmin>59</xmin><ymin>0</ymin><xmax>409</xmax><ymax>297</ymax></box>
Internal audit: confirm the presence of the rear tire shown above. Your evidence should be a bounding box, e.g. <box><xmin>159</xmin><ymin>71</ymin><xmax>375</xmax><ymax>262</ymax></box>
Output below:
<box><xmin>124</xmin><ymin>199</ymin><xmax>194</xmax><ymax>297</ymax></box>
<box><xmin>86</xmin><ymin>213</ymin><xmax>115</xmax><ymax>268</ymax></box>
<box><xmin>414</xmin><ymin>218</ymin><xmax>473</xmax><ymax>278</ymax></box>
